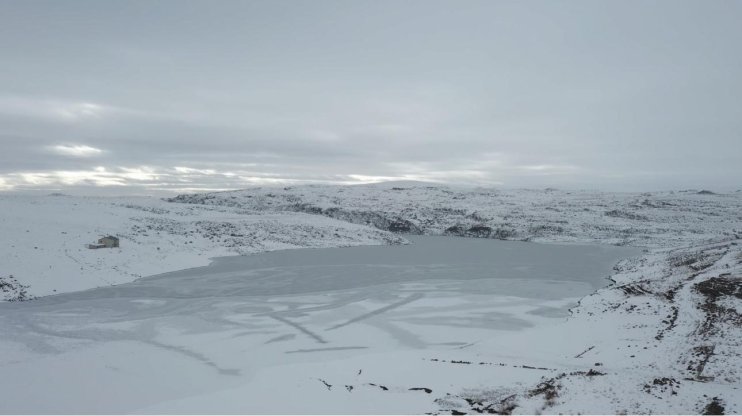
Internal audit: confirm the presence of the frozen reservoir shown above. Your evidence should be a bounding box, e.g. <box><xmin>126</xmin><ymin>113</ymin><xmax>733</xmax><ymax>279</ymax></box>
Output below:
<box><xmin>0</xmin><ymin>237</ymin><xmax>639</xmax><ymax>413</ymax></box>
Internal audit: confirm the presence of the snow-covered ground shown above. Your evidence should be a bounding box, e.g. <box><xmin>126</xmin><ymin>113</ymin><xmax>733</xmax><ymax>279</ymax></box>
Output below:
<box><xmin>0</xmin><ymin>193</ymin><xmax>402</xmax><ymax>299</ymax></box>
<box><xmin>1</xmin><ymin>183</ymin><xmax>740</xmax><ymax>414</ymax></box>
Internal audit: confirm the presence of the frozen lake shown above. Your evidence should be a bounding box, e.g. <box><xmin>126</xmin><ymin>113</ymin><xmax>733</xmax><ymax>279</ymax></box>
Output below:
<box><xmin>0</xmin><ymin>237</ymin><xmax>639</xmax><ymax>413</ymax></box>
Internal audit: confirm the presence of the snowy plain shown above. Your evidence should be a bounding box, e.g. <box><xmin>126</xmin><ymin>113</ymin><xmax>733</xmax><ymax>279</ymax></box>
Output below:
<box><xmin>1</xmin><ymin>183</ymin><xmax>741</xmax><ymax>414</ymax></box>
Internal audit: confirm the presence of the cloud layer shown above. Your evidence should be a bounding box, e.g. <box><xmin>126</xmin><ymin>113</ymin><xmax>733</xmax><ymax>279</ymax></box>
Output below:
<box><xmin>1</xmin><ymin>1</ymin><xmax>740</xmax><ymax>194</ymax></box>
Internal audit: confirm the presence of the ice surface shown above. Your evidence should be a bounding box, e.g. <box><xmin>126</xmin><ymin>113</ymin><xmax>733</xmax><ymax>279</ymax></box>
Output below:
<box><xmin>0</xmin><ymin>237</ymin><xmax>636</xmax><ymax>413</ymax></box>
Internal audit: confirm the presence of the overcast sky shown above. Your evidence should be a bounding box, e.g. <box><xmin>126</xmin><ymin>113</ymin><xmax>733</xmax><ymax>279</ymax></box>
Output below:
<box><xmin>1</xmin><ymin>0</ymin><xmax>740</xmax><ymax>194</ymax></box>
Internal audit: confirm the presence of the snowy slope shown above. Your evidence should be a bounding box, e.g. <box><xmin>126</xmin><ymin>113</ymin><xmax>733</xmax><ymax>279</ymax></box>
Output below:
<box><xmin>0</xmin><ymin>194</ymin><xmax>403</xmax><ymax>299</ymax></box>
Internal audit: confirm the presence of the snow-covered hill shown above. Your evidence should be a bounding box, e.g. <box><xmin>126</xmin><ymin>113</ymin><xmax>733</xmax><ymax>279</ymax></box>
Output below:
<box><xmin>169</xmin><ymin>182</ymin><xmax>741</xmax><ymax>248</ymax></box>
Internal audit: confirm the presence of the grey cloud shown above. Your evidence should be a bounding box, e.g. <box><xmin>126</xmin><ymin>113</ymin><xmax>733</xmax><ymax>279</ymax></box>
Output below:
<box><xmin>0</xmin><ymin>0</ymin><xmax>740</xmax><ymax>193</ymax></box>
